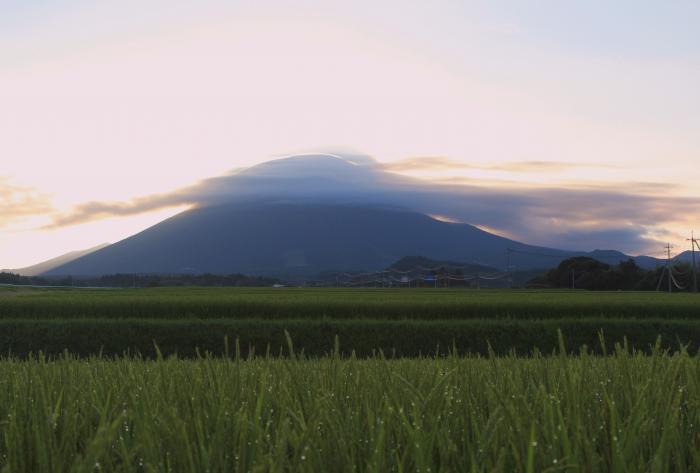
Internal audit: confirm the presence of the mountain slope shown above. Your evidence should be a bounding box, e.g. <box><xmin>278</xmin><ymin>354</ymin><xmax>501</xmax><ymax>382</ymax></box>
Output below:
<box><xmin>45</xmin><ymin>203</ymin><xmax>658</xmax><ymax>277</ymax></box>
<box><xmin>4</xmin><ymin>243</ymin><xmax>110</xmax><ymax>276</ymax></box>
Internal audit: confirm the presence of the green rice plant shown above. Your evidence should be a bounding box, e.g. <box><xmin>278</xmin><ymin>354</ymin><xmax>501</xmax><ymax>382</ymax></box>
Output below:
<box><xmin>0</xmin><ymin>343</ymin><xmax>699</xmax><ymax>472</ymax></box>
<box><xmin>2</xmin><ymin>287</ymin><xmax>700</xmax><ymax>321</ymax></box>
<box><xmin>0</xmin><ymin>317</ymin><xmax>699</xmax><ymax>357</ymax></box>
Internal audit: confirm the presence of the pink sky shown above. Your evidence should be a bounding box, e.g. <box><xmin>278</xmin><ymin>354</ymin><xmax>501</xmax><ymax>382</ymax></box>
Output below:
<box><xmin>1</xmin><ymin>1</ymin><xmax>699</xmax><ymax>268</ymax></box>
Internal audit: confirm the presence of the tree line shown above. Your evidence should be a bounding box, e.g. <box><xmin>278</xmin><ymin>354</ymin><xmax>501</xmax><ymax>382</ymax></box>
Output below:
<box><xmin>0</xmin><ymin>272</ymin><xmax>280</xmax><ymax>288</ymax></box>
<box><xmin>529</xmin><ymin>256</ymin><xmax>696</xmax><ymax>291</ymax></box>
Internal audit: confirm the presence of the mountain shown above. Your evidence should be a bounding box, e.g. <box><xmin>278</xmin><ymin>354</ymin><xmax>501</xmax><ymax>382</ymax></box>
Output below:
<box><xmin>44</xmin><ymin>154</ymin><xmax>665</xmax><ymax>277</ymax></box>
<box><xmin>45</xmin><ymin>202</ymin><xmax>661</xmax><ymax>277</ymax></box>
<box><xmin>4</xmin><ymin>243</ymin><xmax>110</xmax><ymax>276</ymax></box>
<box><xmin>672</xmin><ymin>251</ymin><xmax>700</xmax><ymax>265</ymax></box>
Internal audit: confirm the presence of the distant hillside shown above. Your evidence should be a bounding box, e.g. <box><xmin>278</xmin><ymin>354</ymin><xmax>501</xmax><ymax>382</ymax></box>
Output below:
<box><xmin>389</xmin><ymin>256</ymin><xmax>497</xmax><ymax>273</ymax></box>
<box><xmin>4</xmin><ymin>243</ymin><xmax>110</xmax><ymax>276</ymax></box>
<box><xmin>673</xmin><ymin>251</ymin><xmax>700</xmax><ymax>265</ymax></box>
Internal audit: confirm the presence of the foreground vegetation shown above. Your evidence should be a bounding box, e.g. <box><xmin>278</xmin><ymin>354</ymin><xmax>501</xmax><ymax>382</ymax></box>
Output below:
<box><xmin>2</xmin><ymin>287</ymin><xmax>700</xmax><ymax>471</ymax></box>
<box><xmin>2</xmin><ymin>317</ymin><xmax>700</xmax><ymax>357</ymax></box>
<box><xmin>1</xmin><ymin>344</ymin><xmax>699</xmax><ymax>472</ymax></box>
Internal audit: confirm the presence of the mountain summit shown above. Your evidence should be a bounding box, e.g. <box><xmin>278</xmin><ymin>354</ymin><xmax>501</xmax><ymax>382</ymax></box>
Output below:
<box><xmin>45</xmin><ymin>154</ymin><xmax>660</xmax><ymax>276</ymax></box>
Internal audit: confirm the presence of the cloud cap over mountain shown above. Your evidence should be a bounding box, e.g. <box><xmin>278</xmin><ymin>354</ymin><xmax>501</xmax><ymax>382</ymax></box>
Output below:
<box><xmin>45</xmin><ymin>153</ymin><xmax>699</xmax><ymax>255</ymax></box>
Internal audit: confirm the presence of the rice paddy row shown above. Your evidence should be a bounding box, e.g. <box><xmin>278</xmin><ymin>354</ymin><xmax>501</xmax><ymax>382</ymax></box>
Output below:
<box><xmin>1</xmin><ymin>347</ymin><xmax>699</xmax><ymax>472</ymax></box>
<box><xmin>2</xmin><ymin>287</ymin><xmax>700</xmax><ymax>320</ymax></box>
<box><xmin>2</xmin><ymin>287</ymin><xmax>700</xmax><ymax>357</ymax></box>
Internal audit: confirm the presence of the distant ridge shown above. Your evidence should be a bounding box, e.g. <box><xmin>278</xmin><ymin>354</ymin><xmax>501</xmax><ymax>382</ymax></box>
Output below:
<box><xmin>389</xmin><ymin>256</ymin><xmax>497</xmax><ymax>273</ymax></box>
<box><xmin>4</xmin><ymin>243</ymin><xmax>110</xmax><ymax>276</ymax></box>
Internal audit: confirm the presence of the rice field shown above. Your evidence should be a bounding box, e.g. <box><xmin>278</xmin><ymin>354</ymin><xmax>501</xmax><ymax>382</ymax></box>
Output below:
<box><xmin>2</xmin><ymin>286</ymin><xmax>700</xmax><ymax>320</ymax></box>
<box><xmin>1</xmin><ymin>346</ymin><xmax>699</xmax><ymax>472</ymax></box>
<box><xmin>1</xmin><ymin>287</ymin><xmax>700</xmax><ymax>357</ymax></box>
<box><xmin>2</xmin><ymin>286</ymin><xmax>700</xmax><ymax>471</ymax></box>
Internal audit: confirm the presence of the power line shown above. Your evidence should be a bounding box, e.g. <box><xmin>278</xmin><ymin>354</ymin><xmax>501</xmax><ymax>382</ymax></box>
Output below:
<box><xmin>507</xmin><ymin>248</ymin><xmax>569</xmax><ymax>259</ymax></box>
<box><xmin>687</xmin><ymin>231</ymin><xmax>698</xmax><ymax>293</ymax></box>
<box><xmin>666</xmin><ymin>243</ymin><xmax>673</xmax><ymax>294</ymax></box>
<box><xmin>334</xmin><ymin>264</ymin><xmax>508</xmax><ymax>288</ymax></box>
<box><xmin>656</xmin><ymin>243</ymin><xmax>674</xmax><ymax>293</ymax></box>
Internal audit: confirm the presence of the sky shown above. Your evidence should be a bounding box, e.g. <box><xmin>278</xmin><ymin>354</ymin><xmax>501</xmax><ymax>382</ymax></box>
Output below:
<box><xmin>1</xmin><ymin>0</ymin><xmax>699</xmax><ymax>269</ymax></box>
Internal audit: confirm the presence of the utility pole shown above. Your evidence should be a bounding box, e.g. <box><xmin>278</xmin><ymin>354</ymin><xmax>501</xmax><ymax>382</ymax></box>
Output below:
<box><xmin>695</xmin><ymin>238</ymin><xmax>700</xmax><ymax>286</ymax></box>
<box><xmin>572</xmin><ymin>268</ymin><xmax>576</xmax><ymax>290</ymax></box>
<box><xmin>666</xmin><ymin>243</ymin><xmax>673</xmax><ymax>294</ymax></box>
<box><xmin>506</xmin><ymin>248</ymin><xmax>513</xmax><ymax>288</ymax></box>
<box><xmin>688</xmin><ymin>231</ymin><xmax>698</xmax><ymax>293</ymax></box>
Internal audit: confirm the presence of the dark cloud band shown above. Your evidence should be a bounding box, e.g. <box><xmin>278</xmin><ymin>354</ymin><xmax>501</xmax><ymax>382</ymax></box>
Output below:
<box><xmin>40</xmin><ymin>154</ymin><xmax>700</xmax><ymax>255</ymax></box>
